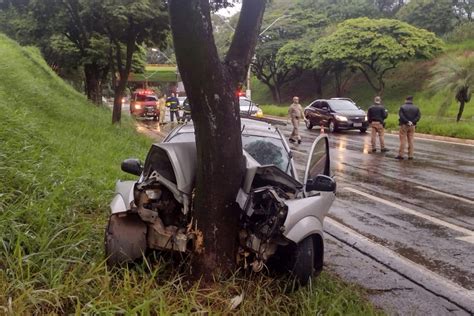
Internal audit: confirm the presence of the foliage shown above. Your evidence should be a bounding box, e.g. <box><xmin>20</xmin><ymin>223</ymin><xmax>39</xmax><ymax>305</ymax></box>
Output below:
<box><xmin>313</xmin><ymin>18</ymin><xmax>444</xmax><ymax>94</ymax></box>
<box><xmin>429</xmin><ymin>54</ymin><xmax>474</xmax><ymax>121</ymax></box>
<box><xmin>452</xmin><ymin>0</ymin><xmax>474</xmax><ymax>22</ymax></box>
<box><xmin>252</xmin><ymin>3</ymin><xmax>328</xmax><ymax>103</ymax></box>
<box><xmin>444</xmin><ymin>21</ymin><xmax>474</xmax><ymax>43</ymax></box>
<box><xmin>396</xmin><ymin>0</ymin><xmax>457</xmax><ymax>35</ymax></box>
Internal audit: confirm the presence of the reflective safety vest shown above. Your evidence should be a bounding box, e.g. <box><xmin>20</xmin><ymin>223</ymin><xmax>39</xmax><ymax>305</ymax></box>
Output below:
<box><xmin>166</xmin><ymin>97</ymin><xmax>179</xmax><ymax>110</ymax></box>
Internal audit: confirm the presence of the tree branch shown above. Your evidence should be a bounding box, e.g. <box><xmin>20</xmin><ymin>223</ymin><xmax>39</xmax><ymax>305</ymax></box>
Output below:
<box><xmin>224</xmin><ymin>0</ymin><xmax>266</xmax><ymax>85</ymax></box>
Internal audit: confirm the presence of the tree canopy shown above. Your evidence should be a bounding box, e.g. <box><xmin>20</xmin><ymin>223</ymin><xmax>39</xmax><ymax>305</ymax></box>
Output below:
<box><xmin>312</xmin><ymin>17</ymin><xmax>443</xmax><ymax>94</ymax></box>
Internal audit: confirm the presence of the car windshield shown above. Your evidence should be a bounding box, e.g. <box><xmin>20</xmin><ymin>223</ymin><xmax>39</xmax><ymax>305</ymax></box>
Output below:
<box><xmin>242</xmin><ymin>135</ymin><xmax>289</xmax><ymax>173</ymax></box>
<box><xmin>135</xmin><ymin>95</ymin><xmax>157</xmax><ymax>102</ymax></box>
<box><xmin>328</xmin><ymin>100</ymin><xmax>357</xmax><ymax>111</ymax></box>
<box><xmin>169</xmin><ymin>132</ymin><xmax>291</xmax><ymax>174</ymax></box>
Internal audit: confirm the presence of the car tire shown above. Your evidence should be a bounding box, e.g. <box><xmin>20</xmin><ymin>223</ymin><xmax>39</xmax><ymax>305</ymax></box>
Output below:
<box><xmin>105</xmin><ymin>213</ymin><xmax>147</xmax><ymax>266</ymax></box>
<box><xmin>359</xmin><ymin>128</ymin><xmax>367</xmax><ymax>133</ymax></box>
<box><xmin>290</xmin><ymin>236</ymin><xmax>314</xmax><ymax>286</ymax></box>
<box><xmin>328</xmin><ymin>120</ymin><xmax>337</xmax><ymax>133</ymax></box>
<box><xmin>305</xmin><ymin>119</ymin><xmax>313</xmax><ymax>130</ymax></box>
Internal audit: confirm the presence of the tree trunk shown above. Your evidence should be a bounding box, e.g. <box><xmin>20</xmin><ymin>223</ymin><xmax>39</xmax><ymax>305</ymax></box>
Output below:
<box><xmin>312</xmin><ymin>70</ymin><xmax>324</xmax><ymax>98</ymax></box>
<box><xmin>168</xmin><ymin>0</ymin><xmax>265</xmax><ymax>281</ymax></box>
<box><xmin>84</xmin><ymin>63</ymin><xmax>102</xmax><ymax>105</ymax></box>
<box><xmin>456</xmin><ymin>100</ymin><xmax>465</xmax><ymax>122</ymax></box>
<box><xmin>268</xmin><ymin>84</ymin><xmax>279</xmax><ymax>103</ymax></box>
<box><xmin>275</xmin><ymin>85</ymin><xmax>282</xmax><ymax>104</ymax></box>
<box><xmin>112</xmin><ymin>80</ymin><xmax>126</xmax><ymax>124</ymax></box>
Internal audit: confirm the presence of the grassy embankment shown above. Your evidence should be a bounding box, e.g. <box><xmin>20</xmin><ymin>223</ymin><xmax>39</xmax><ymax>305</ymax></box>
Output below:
<box><xmin>256</xmin><ymin>40</ymin><xmax>474</xmax><ymax>139</ymax></box>
<box><xmin>0</xmin><ymin>34</ymin><xmax>381</xmax><ymax>314</ymax></box>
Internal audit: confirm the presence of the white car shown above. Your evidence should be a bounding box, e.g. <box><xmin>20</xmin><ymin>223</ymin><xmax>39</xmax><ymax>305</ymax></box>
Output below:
<box><xmin>239</xmin><ymin>97</ymin><xmax>264</xmax><ymax>118</ymax></box>
<box><xmin>106</xmin><ymin>118</ymin><xmax>335</xmax><ymax>285</ymax></box>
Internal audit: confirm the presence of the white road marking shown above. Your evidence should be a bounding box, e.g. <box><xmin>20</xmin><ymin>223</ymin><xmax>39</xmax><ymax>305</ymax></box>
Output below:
<box><xmin>325</xmin><ymin>217</ymin><xmax>474</xmax><ymax>311</ymax></box>
<box><xmin>344</xmin><ymin>187</ymin><xmax>474</xmax><ymax>244</ymax></box>
<box><xmin>415</xmin><ymin>185</ymin><xmax>474</xmax><ymax>205</ymax></box>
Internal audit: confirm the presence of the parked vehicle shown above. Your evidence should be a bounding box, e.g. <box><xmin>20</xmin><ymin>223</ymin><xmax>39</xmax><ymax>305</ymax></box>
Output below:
<box><xmin>304</xmin><ymin>98</ymin><xmax>368</xmax><ymax>133</ymax></box>
<box><xmin>105</xmin><ymin>118</ymin><xmax>336</xmax><ymax>285</ymax></box>
<box><xmin>130</xmin><ymin>89</ymin><xmax>159</xmax><ymax>120</ymax></box>
<box><xmin>240</xmin><ymin>97</ymin><xmax>264</xmax><ymax>118</ymax></box>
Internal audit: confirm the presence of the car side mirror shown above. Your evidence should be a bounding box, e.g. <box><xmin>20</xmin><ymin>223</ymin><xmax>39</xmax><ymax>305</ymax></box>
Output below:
<box><xmin>321</xmin><ymin>106</ymin><xmax>329</xmax><ymax>111</ymax></box>
<box><xmin>306</xmin><ymin>175</ymin><xmax>336</xmax><ymax>192</ymax></box>
<box><xmin>121</xmin><ymin>158</ymin><xmax>143</xmax><ymax>176</ymax></box>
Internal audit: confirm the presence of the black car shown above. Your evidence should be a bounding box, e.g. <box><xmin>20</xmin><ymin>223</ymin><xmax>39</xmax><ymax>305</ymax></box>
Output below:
<box><xmin>304</xmin><ymin>98</ymin><xmax>368</xmax><ymax>133</ymax></box>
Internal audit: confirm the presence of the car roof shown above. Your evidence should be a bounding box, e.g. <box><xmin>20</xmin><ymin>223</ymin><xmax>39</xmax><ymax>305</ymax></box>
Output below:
<box><xmin>168</xmin><ymin>118</ymin><xmax>281</xmax><ymax>140</ymax></box>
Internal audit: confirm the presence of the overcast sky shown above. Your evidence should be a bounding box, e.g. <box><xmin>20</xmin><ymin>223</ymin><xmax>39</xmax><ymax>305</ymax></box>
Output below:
<box><xmin>216</xmin><ymin>2</ymin><xmax>242</xmax><ymax>17</ymax></box>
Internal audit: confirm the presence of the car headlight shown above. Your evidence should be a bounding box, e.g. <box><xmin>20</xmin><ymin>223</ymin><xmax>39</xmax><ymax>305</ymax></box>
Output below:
<box><xmin>365</xmin><ymin>115</ymin><xmax>368</xmax><ymax>121</ymax></box>
<box><xmin>335</xmin><ymin>115</ymin><xmax>347</xmax><ymax>122</ymax></box>
<box><xmin>256</xmin><ymin>109</ymin><xmax>263</xmax><ymax>117</ymax></box>
<box><xmin>135</xmin><ymin>104</ymin><xmax>142</xmax><ymax>110</ymax></box>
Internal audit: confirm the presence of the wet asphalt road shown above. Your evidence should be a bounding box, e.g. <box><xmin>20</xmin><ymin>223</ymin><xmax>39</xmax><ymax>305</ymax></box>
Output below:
<box><xmin>284</xmin><ymin>123</ymin><xmax>474</xmax><ymax>314</ymax></box>
<box><xmin>136</xmin><ymin>117</ymin><xmax>474</xmax><ymax>314</ymax></box>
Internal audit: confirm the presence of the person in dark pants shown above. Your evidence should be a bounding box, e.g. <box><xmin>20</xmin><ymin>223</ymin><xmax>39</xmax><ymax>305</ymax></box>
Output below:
<box><xmin>396</xmin><ymin>96</ymin><xmax>421</xmax><ymax>160</ymax></box>
<box><xmin>182</xmin><ymin>98</ymin><xmax>192</xmax><ymax>122</ymax></box>
<box><xmin>166</xmin><ymin>93</ymin><xmax>180</xmax><ymax>122</ymax></box>
<box><xmin>367</xmin><ymin>96</ymin><xmax>389</xmax><ymax>153</ymax></box>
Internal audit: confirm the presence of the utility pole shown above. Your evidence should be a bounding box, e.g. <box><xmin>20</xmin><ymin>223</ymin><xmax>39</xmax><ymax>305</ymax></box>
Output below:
<box><xmin>246</xmin><ymin>14</ymin><xmax>288</xmax><ymax>99</ymax></box>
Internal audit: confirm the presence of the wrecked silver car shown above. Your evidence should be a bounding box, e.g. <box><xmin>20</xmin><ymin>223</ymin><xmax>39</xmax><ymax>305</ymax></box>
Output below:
<box><xmin>105</xmin><ymin>118</ymin><xmax>336</xmax><ymax>284</ymax></box>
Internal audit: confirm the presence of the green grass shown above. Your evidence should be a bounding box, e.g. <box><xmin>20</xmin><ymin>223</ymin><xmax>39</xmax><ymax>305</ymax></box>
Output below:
<box><xmin>0</xmin><ymin>33</ymin><xmax>381</xmax><ymax>314</ymax></box>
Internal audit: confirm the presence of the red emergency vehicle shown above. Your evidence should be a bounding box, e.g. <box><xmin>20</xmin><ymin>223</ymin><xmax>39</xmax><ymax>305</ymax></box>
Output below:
<box><xmin>130</xmin><ymin>89</ymin><xmax>159</xmax><ymax>120</ymax></box>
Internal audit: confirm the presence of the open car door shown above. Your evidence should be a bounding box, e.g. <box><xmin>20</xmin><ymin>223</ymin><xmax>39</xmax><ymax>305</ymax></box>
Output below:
<box><xmin>303</xmin><ymin>135</ymin><xmax>336</xmax><ymax>195</ymax></box>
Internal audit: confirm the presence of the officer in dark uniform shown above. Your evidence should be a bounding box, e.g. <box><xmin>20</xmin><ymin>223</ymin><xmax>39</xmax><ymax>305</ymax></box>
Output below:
<box><xmin>182</xmin><ymin>98</ymin><xmax>192</xmax><ymax>122</ymax></box>
<box><xmin>166</xmin><ymin>93</ymin><xmax>180</xmax><ymax>122</ymax></box>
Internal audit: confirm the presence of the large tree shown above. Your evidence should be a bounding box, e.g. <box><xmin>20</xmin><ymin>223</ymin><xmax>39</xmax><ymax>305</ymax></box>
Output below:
<box><xmin>313</xmin><ymin>18</ymin><xmax>443</xmax><ymax>95</ymax></box>
<box><xmin>168</xmin><ymin>0</ymin><xmax>266</xmax><ymax>279</ymax></box>
<box><xmin>102</xmin><ymin>0</ymin><xmax>169</xmax><ymax>124</ymax></box>
<box><xmin>396</xmin><ymin>0</ymin><xmax>458</xmax><ymax>35</ymax></box>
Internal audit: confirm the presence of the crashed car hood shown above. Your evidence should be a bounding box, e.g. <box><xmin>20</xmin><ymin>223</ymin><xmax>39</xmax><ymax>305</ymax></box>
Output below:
<box><xmin>142</xmin><ymin>142</ymin><xmax>301</xmax><ymax>196</ymax></box>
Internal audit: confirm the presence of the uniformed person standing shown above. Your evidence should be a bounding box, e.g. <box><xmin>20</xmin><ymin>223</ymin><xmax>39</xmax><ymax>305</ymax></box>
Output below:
<box><xmin>182</xmin><ymin>98</ymin><xmax>192</xmax><ymax>122</ymax></box>
<box><xmin>166</xmin><ymin>93</ymin><xmax>180</xmax><ymax>122</ymax></box>
<box><xmin>288</xmin><ymin>96</ymin><xmax>307</xmax><ymax>144</ymax></box>
<box><xmin>396</xmin><ymin>96</ymin><xmax>421</xmax><ymax>160</ymax></box>
<box><xmin>367</xmin><ymin>96</ymin><xmax>389</xmax><ymax>153</ymax></box>
<box><xmin>158</xmin><ymin>94</ymin><xmax>167</xmax><ymax>124</ymax></box>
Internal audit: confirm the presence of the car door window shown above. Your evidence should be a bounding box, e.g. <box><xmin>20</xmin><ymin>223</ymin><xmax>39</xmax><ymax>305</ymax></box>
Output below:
<box><xmin>304</xmin><ymin>135</ymin><xmax>330</xmax><ymax>186</ymax></box>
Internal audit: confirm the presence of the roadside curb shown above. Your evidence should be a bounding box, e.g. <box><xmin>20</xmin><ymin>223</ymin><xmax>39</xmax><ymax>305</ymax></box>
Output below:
<box><xmin>387</xmin><ymin>130</ymin><xmax>474</xmax><ymax>145</ymax></box>
<box><xmin>263</xmin><ymin>114</ymin><xmax>474</xmax><ymax>145</ymax></box>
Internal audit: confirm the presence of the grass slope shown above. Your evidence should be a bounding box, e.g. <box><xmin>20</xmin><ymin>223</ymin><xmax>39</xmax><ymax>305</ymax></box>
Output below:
<box><xmin>0</xmin><ymin>34</ymin><xmax>380</xmax><ymax>314</ymax></box>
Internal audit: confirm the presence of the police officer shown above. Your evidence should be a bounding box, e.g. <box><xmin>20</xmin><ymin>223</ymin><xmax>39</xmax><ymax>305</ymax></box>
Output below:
<box><xmin>288</xmin><ymin>96</ymin><xmax>307</xmax><ymax>144</ymax></box>
<box><xmin>396</xmin><ymin>96</ymin><xmax>421</xmax><ymax>160</ymax></box>
<box><xmin>166</xmin><ymin>92</ymin><xmax>180</xmax><ymax>122</ymax></box>
<box><xmin>367</xmin><ymin>96</ymin><xmax>389</xmax><ymax>153</ymax></box>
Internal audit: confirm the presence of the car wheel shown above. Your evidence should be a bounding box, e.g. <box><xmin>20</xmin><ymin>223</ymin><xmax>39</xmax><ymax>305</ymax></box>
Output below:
<box><xmin>305</xmin><ymin>119</ymin><xmax>313</xmax><ymax>130</ymax></box>
<box><xmin>290</xmin><ymin>236</ymin><xmax>314</xmax><ymax>286</ymax></box>
<box><xmin>359</xmin><ymin>128</ymin><xmax>367</xmax><ymax>133</ymax></box>
<box><xmin>105</xmin><ymin>213</ymin><xmax>147</xmax><ymax>266</ymax></box>
<box><xmin>328</xmin><ymin>120</ymin><xmax>337</xmax><ymax>133</ymax></box>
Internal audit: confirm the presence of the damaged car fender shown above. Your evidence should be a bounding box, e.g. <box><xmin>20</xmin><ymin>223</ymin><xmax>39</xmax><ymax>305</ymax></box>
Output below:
<box><xmin>283</xmin><ymin>192</ymin><xmax>335</xmax><ymax>243</ymax></box>
<box><xmin>110</xmin><ymin>180</ymin><xmax>136</xmax><ymax>214</ymax></box>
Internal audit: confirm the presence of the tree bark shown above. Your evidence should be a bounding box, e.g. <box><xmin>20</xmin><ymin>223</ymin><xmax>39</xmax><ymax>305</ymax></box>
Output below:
<box><xmin>168</xmin><ymin>0</ymin><xmax>265</xmax><ymax>281</ymax></box>
<box><xmin>84</xmin><ymin>63</ymin><xmax>103</xmax><ymax>105</ymax></box>
<box><xmin>456</xmin><ymin>100</ymin><xmax>465</xmax><ymax>122</ymax></box>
